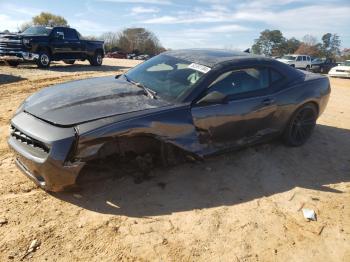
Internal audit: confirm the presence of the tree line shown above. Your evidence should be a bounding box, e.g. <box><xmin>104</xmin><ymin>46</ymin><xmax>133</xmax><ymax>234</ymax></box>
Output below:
<box><xmin>1</xmin><ymin>12</ymin><xmax>348</xmax><ymax>59</ymax></box>
<box><xmin>252</xmin><ymin>29</ymin><xmax>341</xmax><ymax>58</ymax></box>
<box><xmin>2</xmin><ymin>12</ymin><xmax>165</xmax><ymax>56</ymax></box>
<box><xmin>101</xmin><ymin>28</ymin><xmax>165</xmax><ymax>55</ymax></box>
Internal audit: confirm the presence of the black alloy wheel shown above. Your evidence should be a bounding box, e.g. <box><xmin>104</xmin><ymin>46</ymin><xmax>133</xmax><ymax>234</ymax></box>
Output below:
<box><xmin>283</xmin><ymin>104</ymin><xmax>317</xmax><ymax>146</ymax></box>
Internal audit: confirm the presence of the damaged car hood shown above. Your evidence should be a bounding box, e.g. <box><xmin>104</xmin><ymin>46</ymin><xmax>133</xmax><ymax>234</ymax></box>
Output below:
<box><xmin>23</xmin><ymin>76</ymin><xmax>170</xmax><ymax>126</ymax></box>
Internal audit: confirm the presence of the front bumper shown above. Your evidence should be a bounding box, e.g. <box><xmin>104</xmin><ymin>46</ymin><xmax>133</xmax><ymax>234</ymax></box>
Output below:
<box><xmin>310</xmin><ymin>65</ymin><xmax>320</xmax><ymax>73</ymax></box>
<box><xmin>8</xmin><ymin>112</ymin><xmax>85</xmax><ymax>192</ymax></box>
<box><xmin>328</xmin><ymin>72</ymin><xmax>350</xmax><ymax>78</ymax></box>
<box><xmin>0</xmin><ymin>51</ymin><xmax>39</xmax><ymax>62</ymax></box>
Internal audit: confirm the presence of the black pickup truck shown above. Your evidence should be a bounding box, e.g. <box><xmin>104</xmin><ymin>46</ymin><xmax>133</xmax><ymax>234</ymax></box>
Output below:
<box><xmin>310</xmin><ymin>58</ymin><xmax>337</xmax><ymax>74</ymax></box>
<box><xmin>0</xmin><ymin>26</ymin><xmax>104</xmax><ymax>68</ymax></box>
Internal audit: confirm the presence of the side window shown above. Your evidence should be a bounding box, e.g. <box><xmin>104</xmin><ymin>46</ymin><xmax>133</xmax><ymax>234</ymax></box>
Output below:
<box><xmin>296</xmin><ymin>56</ymin><xmax>302</xmax><ymax>61</ymax></box>
<box><xmin>302</xmin><ymin>56</ymin><xmax>306</xmax><ymax>61</ymax></box>
<box><xmin>52</xmin><ymin>29</ymin><xmax>64</xmax><ymax>39</ymax></box>
<box><xmin>270</xmin><ymin>69</ymin><xmax>284</xmax><ymax>83</ymax></box>
<box><xmin>208</xmin><ymin>67</ymin><xmax>269</xmax><ymax>96</ymax></box>
<box><xmin>64</xmin><ymin>29</ymin><xmax>78</xmax><ymax>40</ymax></box>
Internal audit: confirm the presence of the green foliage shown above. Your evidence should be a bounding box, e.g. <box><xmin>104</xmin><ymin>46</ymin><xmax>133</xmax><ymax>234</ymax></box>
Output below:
<box><xmin>252</xmin><ymin>30</ymin><xmax>342</xmax><ymax>58</ymax></box>
<box><xmin>252</xmin><ymin>29</ymin><xmax>286</xmax><ymax>56</ymax></box>
<box><xmin>282</xmin><ymin>38</ymin><xmax>301</xmax><ymax>55</ymax></box>
<box><xmin>321</xmin><ymin>33</ymin><xmax>341</xmax><ymax>58</ymax></box>
<box><xmin>19</xmin><ymin>12</ymin><xmax>68</xmax><ymax>32</ymax></box>
<box><xmin>32</xmin><ymin>12</ymin><xmax>68</xmax><ymax>27</ymax></box>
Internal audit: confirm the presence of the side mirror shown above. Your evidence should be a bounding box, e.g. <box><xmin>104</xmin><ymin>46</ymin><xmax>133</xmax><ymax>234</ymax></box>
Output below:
<box><xmin>197</xmin><ymin>91</ymin><xmax>228</xmax><ymax>105</ymax></box>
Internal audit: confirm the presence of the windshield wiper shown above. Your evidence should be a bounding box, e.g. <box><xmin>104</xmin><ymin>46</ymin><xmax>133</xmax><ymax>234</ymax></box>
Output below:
<box><xmin>123</xmin><ymin>74</ymin><xmax>157</xmax><ymax>99</ymax></box>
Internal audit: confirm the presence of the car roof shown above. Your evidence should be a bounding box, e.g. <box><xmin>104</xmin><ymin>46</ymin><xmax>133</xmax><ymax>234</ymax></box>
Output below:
<box><xmin>164</xmin><ymin>49</ymin><xmax>262</xmax><ymax>67</ymax></box>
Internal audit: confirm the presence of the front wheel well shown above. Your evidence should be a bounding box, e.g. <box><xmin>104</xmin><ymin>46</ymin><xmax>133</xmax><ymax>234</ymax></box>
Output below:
<box><xmin>76</xmin><ymin>136</ymin><xmax>188</xmax><ymax>185</ymax></box>
<box><xmin>282</xmin><ymin>101</ymin><xmax>319</xmax><ymax>135</ymax></box>
<box><xmin>304</xmin><ymin>101</ymin><xmax>319</xmax><ymax>116</ymax></box>
<box><xmin>83</xmin><ymin>135</ymin><xmax>188</xmax><ymax>166</ymax></box>
<box><xmin>95</xmin><ymin>48</ymin><xmax>104</xmax><ymax>57</ymax></box>
<box><xmin>36</xmin><ymin>46</ymin><xmax>52</xmax><ymax>56</ymax></box>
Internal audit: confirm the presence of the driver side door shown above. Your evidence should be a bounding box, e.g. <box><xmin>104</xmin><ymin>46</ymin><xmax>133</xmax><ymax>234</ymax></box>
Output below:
<box><xmin>50</xmin><ymin>28</ymin><xmax>69</xmax><ymax>59</ymax></box>
<box><xmin>191</xmin><ymin>66</ymin><xmax>280</xmax><ymax>153</ymax></box>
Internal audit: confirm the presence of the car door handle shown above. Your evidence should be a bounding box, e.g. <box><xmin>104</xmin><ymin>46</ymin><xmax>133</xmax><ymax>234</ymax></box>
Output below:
<box><xmin>262</xmin><ymin>98</ymin><xmax>275</xmax><ymax>106</ymax></box>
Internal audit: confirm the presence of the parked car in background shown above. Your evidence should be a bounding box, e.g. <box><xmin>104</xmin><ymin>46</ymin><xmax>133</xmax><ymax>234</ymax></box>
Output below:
<box><xmin>127</xmin><ymin>53</ymin><xmax>136</xmax><ymax>59</ymax></box>
<box><xmin>328</xmin><ymin>60</ymin><xmax>350</xmax><ymax>78</ymax></box>
<box><xmin>8</xmin><ymin>49</ymin><xmax>330</xmax><ymax>191</ymax></box>
<box><xmin>134</xmin><ymin>54</ymin><xmax>150</xmax><ymax>60</ymax></box>
<box><xmin>277</xmin><ymin>55</ymin><xmax>312</xmax><ymax>70</ymax></box>
<box><xmin>0</xmin><ymin>26</ymin><xmax>104</xmax><ymax>68</ymax></box>
<box><xmin>311</xmin><ymin>58</ymin><xmax>337</xmax><ymax>74</ymax></box>
<box><xmin>106</xmin><ymin>51</ymin><xmax>127</xmax><ymax>59</ymax></box>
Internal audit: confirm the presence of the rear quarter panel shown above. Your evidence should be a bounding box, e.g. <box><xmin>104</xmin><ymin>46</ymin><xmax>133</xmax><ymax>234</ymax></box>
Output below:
<box><xmin>274</xmin><ymin>73</ymin><xmax>330</xmax><ymax>131</ymax></box>
<box><xmin>81</xmin><ymin>40</ymin><xmax>104</xmax><ymax>57</ymax></box>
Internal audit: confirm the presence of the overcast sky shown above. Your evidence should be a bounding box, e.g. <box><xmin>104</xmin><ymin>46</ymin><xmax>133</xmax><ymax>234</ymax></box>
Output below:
<box><xmin>0</xmin><ymin>0</ymin><xmax>349</xmax><ymax>50</ymax></box>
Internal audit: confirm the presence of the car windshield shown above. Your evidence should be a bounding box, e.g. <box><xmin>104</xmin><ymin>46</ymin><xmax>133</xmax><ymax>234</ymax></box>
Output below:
<box><xmin>125</xmin><ymin>54</ymin><xmax>208</xmax><ymax>101</ymax></box>
<box><xmin>312</xmin><ymin>58</ymin><xmax>326</xmax><ymax>63</ymax></box>
<box><xmin>282</xmin><ymin>55</ymin><xmax>296</xmax><ymax>60</ymax></box>
<box><xmin>21</xmin><ymin>26</ymin><xmax>52</xmax><ymax>35</ymax></box>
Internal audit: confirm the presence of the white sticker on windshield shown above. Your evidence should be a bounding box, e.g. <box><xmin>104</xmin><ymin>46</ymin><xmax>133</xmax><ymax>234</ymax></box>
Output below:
<box><xmin>188</xmin><ymin>63</ymin><xmax>211</xmax><ymax>74</ymax></box>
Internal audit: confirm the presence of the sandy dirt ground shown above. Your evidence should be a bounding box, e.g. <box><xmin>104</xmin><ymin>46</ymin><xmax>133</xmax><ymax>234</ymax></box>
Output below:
<box><xmin>0</xmin><ymin>58</ymin><xmax>349</xmax><ymax>262</ymax></box>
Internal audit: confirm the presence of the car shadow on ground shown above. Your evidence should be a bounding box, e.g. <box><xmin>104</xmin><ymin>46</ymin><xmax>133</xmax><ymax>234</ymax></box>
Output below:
<box><xmin>17</xmin><ymin>63</ymin><xmax>131</xmax><ymax>73</ymax></box>
<box><xmin>49</xmin><ymin>64</ymin><xmax>131</xmax><ymax>73</ymax></box>
<box><xmin>53</xmin><ymin>124</ymin><xmax>350</xmax><ymax>217</ymax></box>
<box><xmin>0</xmin><ymin>74</ymin><xmax>26</xmax><ymax>85</ymax></box>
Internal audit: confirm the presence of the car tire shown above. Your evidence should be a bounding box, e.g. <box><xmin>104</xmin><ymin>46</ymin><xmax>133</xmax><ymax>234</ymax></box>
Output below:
<box><xmin>36</xmin><ymin>50</ymin><xmax>51</xmax><ymax>68</ymax></box>
<box><xmin>283</xmin><ymin>103</ymin><xmax>318</xmax><ymax>147</ymax></box>
<box><xmin>63</xmin><ymin>60</ymin><xmax>75</xmax><ymax>65</ymax></box>
<box><xmin>89</xmin><ymin>51</ymin><xmax>103</xmax><ymax>66</ymax></box>
<box><xmin>7</xmin><ymin>61</ymin><xmax>19</xmax><ymax>67</ymax></box>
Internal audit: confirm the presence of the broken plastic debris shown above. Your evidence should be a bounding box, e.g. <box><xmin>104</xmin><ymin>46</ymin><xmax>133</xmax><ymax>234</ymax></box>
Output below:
<box><xmin>106</xmin><ymin>201</ymin><xmax>120</xmax><ymax>208</ymax></box>
<box><xmin>302</xmin><ymin>208</ymin><xmax>317</xmax><ymax>221</ymax></box>
<box><xmin>73</xmin><ymin>194</ymin><xmax>82</xmax><ymax>199</ymax></box>
<box><xmin>28</xmin><ymin>239</ymin><xmax>41</xmax><ymax>252</ymax></box>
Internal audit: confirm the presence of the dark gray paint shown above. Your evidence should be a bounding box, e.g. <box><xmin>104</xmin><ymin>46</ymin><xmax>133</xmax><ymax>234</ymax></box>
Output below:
<box><xmin>8</xmin><ymin>49</ymin><xmax>331</xmax><ymax>191</ymax></box>
<box><xmin>24</xmin><ymin>76</ymin><xmax>170</xmax><ymax>126</ymax></box>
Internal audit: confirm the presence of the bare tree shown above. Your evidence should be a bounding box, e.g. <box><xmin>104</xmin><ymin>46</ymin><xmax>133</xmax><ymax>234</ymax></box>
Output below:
<box><xmin>18</xmin><ymin>22</ymin><xmax>33</xmax><ymax>32</ymax></box>
<box><xmin>115</xmin><ymin>28</ymin><xmax>164</xmax><ymax>55</ymax></box>
<box><xmin>295</xmin><ymin>43</ymin><xmax>321</xmax><ymax>56</ymax></box>
<box><xmin>302</xmin><ymin>35</ymin><xmax>318</xmax><ymax>46</ymax></box>
<box><xmin>101</xmin><ymin>32</ymin><xmax>120</xmax><ymax>52</ymax></box>
<box><xmin>296</xmin><ymin>34</ymin><xmax>322</xmax><ymax>56</ymax></box>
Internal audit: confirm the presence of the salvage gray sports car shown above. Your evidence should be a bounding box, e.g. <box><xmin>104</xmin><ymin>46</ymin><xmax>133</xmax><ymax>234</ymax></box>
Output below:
<box><xmin>8</xmin><ymin>49</ymin><xmax>330</xmax><ymax>191</ymax></box>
